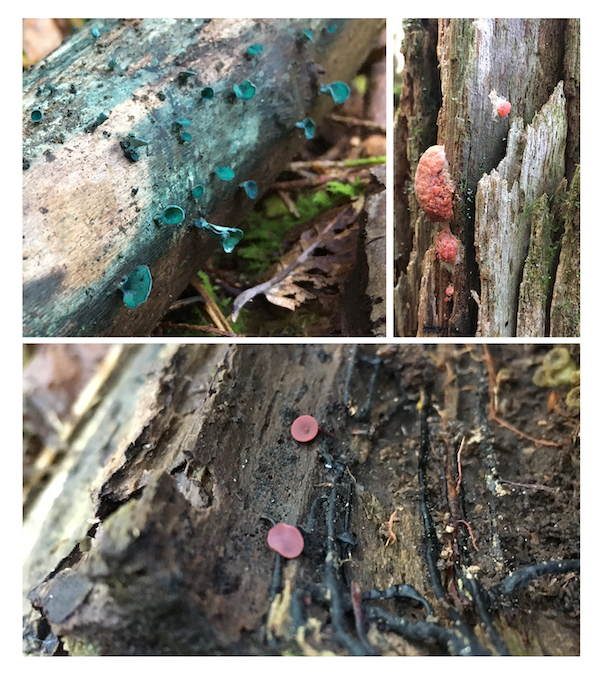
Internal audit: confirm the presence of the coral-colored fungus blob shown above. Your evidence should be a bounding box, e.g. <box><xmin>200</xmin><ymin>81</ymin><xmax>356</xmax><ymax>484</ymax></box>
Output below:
<box><xmin>496</xmin><ymin>100</ymin><xmax>511</xmax><ymax>118</ymax></box>
<box><xmin>414</xmin><ymin>145</ymin><xmax>454</xmax><ymax>222</ymax></box>
<box><xmin>291</xmin><ymin>415</ymin><xmax>319</xmax><ymax>442</ymax></box>
<box><xmin>436</xmin><ymin>226</ymin><xmax>460</xmax><ymax>265</ymax></box>
<box><xmin>267</xmin><ymin>523</ymin><xmax>305</xmax><ymax>559</ymax></box>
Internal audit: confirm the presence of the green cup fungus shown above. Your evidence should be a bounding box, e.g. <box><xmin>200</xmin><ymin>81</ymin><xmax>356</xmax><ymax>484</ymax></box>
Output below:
<box><xmin>299</xmin><ymin>29</ymin><xmax>315</xmax><ymax>43</ymax></box>
<box><xmin>240</xmin><ymin>180</ymin><xmax>258</xmax><ymax>199</ymax></box>
<box><xmin>195</xmin><ymin>218</ymin><xmax>243</xmax><ymax>253</ymax></box>
<box><xmin>119</xmin><ymin>265</ymin><xmax>152</xmax><ymax>308</ymax></box>
<box><xmin>91</xmin><ymin>26</ymin><xmax>100</xmax><ymax>38</ymax></box>
<box><xmin>201</xmin><ymin>87</ymin><xmax>214</xmax><ymax>100</ymax></box>
<box><xmin>319</xmin><ymin>81</ymin><xmax>351</xmax><ymax>104</ymax></box>
<box><xmin>180</xmin><ymin>131</ymin><xmax>192</xmax><ymax>142</ymax></box>
<box><xmin>247</xmin><ymin>44</ymin><xmax>264</xmax><ymax>56</ymax></box>
<box><xmin>161</xmin><ymin>205</ymin><xmax>185</xmax><ymax>225</ymax></box>
<box><xmin>178</xmin><ymin>70</ymin><xmax>197</xmax><ymax>82</ymax></box>
<box><xmin>127</xmin><ymin>134</ymin><xmax>149</xmax><ymax>149</ymax></box>
<box><xmin>31</xmin><ymin>108</ymin><xmax>43</xmax><ymax>123</ymax></box>
<box><xmin>214</xmin><ymin>166</ymin><xmax>235</xmax><ymax>181</ymax></box>
<box><xmin>233</xmin><ymin>80</ymin><xmax>257</xmax><ymax>100</ymax></box>
<box><xmin>325</xmin><ymin>24</ymin><xmax>338</xmax><ymax>34</ymax></box>
<box><xmin>296</xmin><ymin>117</ymin><xmax>315</xmax><ymax>140</ymax></box>
<box><xmin>191</xmin><ymin>184</ymin><xmax>205</xmax><ymax>199</ymax></box>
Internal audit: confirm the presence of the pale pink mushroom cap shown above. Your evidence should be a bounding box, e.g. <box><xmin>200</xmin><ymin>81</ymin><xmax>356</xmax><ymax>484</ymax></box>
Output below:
<box><xmin>267</xmin><ymin>523</ymin><xmax>305</xmax><ymax>558</ymax></box>
<box><xmin>291</xmin><ymin>415</ymin><xmax>319</xmax><ymax>442</ymax></box>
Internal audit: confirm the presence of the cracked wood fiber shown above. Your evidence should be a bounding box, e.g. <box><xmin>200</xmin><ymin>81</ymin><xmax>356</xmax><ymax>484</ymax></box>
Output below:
<box><xmin>23</xmin><ymin>18</ymin><xmax>384</xmax><ymax>337</ymax></box>
<box><xmin>395</xmin><ymin>19</ymin><xmax>579</xmax><ymax>337</ymax></box>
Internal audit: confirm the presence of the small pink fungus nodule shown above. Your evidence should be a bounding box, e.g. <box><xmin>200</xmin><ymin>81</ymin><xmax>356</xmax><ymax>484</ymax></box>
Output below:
<box><xmin>414</xmin><ymin>145</ymin><xmax>454</xmax><ymax>222</ymax></box>
<box><xmin>267</xmin><ymin>523</ymin><xmax>305</xmax><ymax>559</ymax></box>
<box><xmin>488</xmin><ymin>89</ymin><xmax>511</xmax><ymax>118</ymax></box>
<box><xmin>291</xmin><ymin>415</ymin><xmax>319</xmax><ymax>442</ymax></box>
<box><xmin>444</xmin><ymin>284</ymin><xmax>455</xmax><ymax>302</ymax></box>
<box><xmin>436</xmin><ymin>226</ymin><xmax>461</xmax><ymax>266</ymax></box>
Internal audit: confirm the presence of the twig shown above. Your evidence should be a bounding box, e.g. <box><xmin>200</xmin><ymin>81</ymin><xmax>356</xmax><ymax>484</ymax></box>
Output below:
<box><xmin>456</xmin><ymin>437</ymin><xmax>466</xmax><ymax>492</ymax></box>
<box><xmin>328</xmin><ymin>114</ymin><xmax>386</xmax><ymax>133</ymax></box>
<box><xmin>277</xmin><ymin>189</ymin><xmax>300</xmax><ymax>218</ymax></box>
<box><xmin>498</xmin><ymin>478</ymin><xmax>558</xmax><ymax>494</ymax></box>
<box><xmin>191</xmin><ymin>277</ymin><xmax>233</xmax><ymax>334</ymax></box>
<box><xmin>156</xmin><ymin>321</ymin><xmax>239</xmax><ymax>337</ymax></box>
<box><xmin>384</xmin><ymin>510</ymin><xmax>398</xmax><ymax>547</ymax></box>
<box><xmin>456</xmin><ymin>519</ymin><xmax>479</xmax><ymax>551</ymax></box>
<box><xmin>482</xmin><ymin>345</ymin><xmax>563</xmax><ymax>448</ymax></box>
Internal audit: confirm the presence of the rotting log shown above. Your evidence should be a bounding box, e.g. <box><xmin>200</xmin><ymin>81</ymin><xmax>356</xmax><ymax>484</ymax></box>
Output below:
<box><xmin>394</xmin><ymin>19</ymin><xmax>580</xmax><ymax>337</ymax></box>
<box><xmin>23</xmin><ymin>344</ymin><xmax>579</xmax><ymax>655</ymax></box>
<box><xmin>22</xmin><ymin>18</ymin><xmax>385</xmax><ymax>337</ymax></box>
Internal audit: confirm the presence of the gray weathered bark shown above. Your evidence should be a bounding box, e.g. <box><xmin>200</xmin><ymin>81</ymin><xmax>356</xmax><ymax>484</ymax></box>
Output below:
<box><xmin>23</xmin><ymin>18</ymin><xmax>384</xmax><ymax>337</ymax></box>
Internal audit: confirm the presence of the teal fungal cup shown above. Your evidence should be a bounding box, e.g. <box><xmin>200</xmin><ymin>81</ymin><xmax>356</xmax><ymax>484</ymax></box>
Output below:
<box><xmin>31</xmin><ymin>108</ymin><xmax>43</xmax><ymax>123</ymax></box>
<box><xmin>214</xmin><ymin>166</ymin><xmax>235</xmax><ymax>181</ymax></box>
<box><xmin>161</xmin><ymin>205</ymin><xmax>185</xmax><ymax>225</ymax></box>
<box><xmin>128</xmin><ymin>134</ymin><xmax>149</xmax><ymax>148</ymax></box>
<box><xmin>191</xmin><ymin>184</ymin><xmax>205</xmax><ymax>198</ymax></box>
<box><xmin>180</xmin><ymin>131</ymin><xmax>192</xmax><ymax>142</ymax></box>
<box><xmin>119</xmin><ymin>265</ymin><xmax>152</xmax><ymax>308</ymax></box>
<box><xmin>300</xmin><ymin>29</ymin><xmax>315</xmax><ymax>43</ymax></box>
<box><xmin>319</xmin><ymin>81</ymin><xmax>351</xmax><ymax>104</ymax></box>
<box><xmin>247</xmin><ymin>44</ymin><xmax>264</xmax><ymax>56</ymax></box>
<box><xmin>296</xmin><ymin>117</ymin><xmax>315</xmax><ymax>140</ymax></box>
<box><xmin>201</xmin><ymin>87</ymin><xmax>214</xmax><ymax>100</ymax></box>
<box><xmin>240</xmin><ymin>180</ymin><xmax>258</xmax><ymax>199</ymax></box>
<box><xmin>195</xmin><ymin>218</ymin><xmax>244</xmax><ymax>253</ymax></box>
<box><xmin>233</xmin><ymin>80</ymin><xmax>256</xmax><ymax>100</ymax></box>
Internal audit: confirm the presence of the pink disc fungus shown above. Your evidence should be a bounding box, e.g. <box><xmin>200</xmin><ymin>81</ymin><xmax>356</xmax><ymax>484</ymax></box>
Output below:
<box><xmin>267</xmin><ymin>523</ymin><xmax>305</xmax><ymax>559</ymax></box>
<box><xmin>291</xmin><ymin>415</ymin><xmax>319</xmax><ymax>442</ymax></box>
<box><xmin>436</xmin><ymin>226</ymin><xmax>461</xmax><ymax>266</ymax></box>
<box><xmin>488</xmin><ymin>89</ymin><xmax>511</xmax><ymax>118</ymax></box>
<box><xmin>414</xmin><ymin>145</ymin><xmax>454</xmax><ymax>222</ymax></box>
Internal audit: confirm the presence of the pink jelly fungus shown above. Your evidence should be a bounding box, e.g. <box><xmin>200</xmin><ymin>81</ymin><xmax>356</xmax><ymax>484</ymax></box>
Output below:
<box><xmin>291</xmin><ymin>415</ymin><xmax>319</xmax><ymax>442</ymax></box>
<box><xmin>497</xmin><ymin>100</ymin><xmax>511</xmax><ymax>118</ymax></box>
<box><xmin>267</xmin><ymin>523</ymin><xmax>305</xmax><ymax>559</ymax></box>
<box><xmin>436</xmin><ymin>226</ymin><xmax>460</xmax><ymax>265</ymax></box>
<box><xmin>444</xmin><ymin>284</ymin><xmax>455</xmax><ymax>302</ymax></box>
<box><xmin>414</xmin><ymin>145</ymin><xmax>454</xmax><ymax>222</ymax></box>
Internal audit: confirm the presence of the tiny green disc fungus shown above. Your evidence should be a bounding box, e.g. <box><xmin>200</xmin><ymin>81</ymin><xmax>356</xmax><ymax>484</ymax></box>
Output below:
<box><xmin>175</xmin><ymin>118</ymin><xmax>191</xmax><ymax>127</ymax></box>
<box><xmin>127</xmin><ymin>134</ymin><xmax>149</xmax><ymax>148</ymax></box>
<box><xmin>178</xmin><ymin>70</ymin><xmax>197</xmax><ymax>81</ymax></box>
<box><xmin>240</xmin><ymin>180</ymin><xmax>258</xmax><ymax>199</ymax></box>
<box><xmin>214</xmin><ymin>166</ymin><xmax>235</xmax><ymax>181</ymax></box>
<box><xmin>119</xmin><ymin>265</ymin><xmax>152</xmax><ymax>308</ymax></box>
<box><xmin>180</xmin><ymin>131</ymin><xmax>192</xmax><ymax>142</ymax></box>
<box><xmin>233</xmin><ymin>80</ymin><xmax>256</xmax><ymax>100</ymax></box>
<box><xmin>320</xmin><ymin>81</ymin><xmax>351</xmax><ymax>104</ymax></box>
<box><xmin>191</xmin><ymin>184</ymin><xmax>205</xmax><ymax>198</ymax></box>
<box><xmin>201</xmin><ymin>87</ymin><xmax>214</xmax><ymax>100</ymax></box>
<box><xmin>161</xmin><ymin>205</ymin><xmax>185</xmax><ymax>225</ymax></box>
<box><xmin>194</xmin><ymin>218</ymin><xmax>244</xmax><ymax>253</ymax></box>
<box><xmin>300</xmin><ymin>29</ymin><xmax>315</xmax><ymax>43</ymax></box>
<box><xmin>31</xmin><ymin>108</ymin><xmax>43</xmax><ymax>123</ymax></box>
<box><xmin>91</xmin><ymin>26</ymin><xmax>100</xmax><ymax>38</ymax></box>
<box><xmin>326</xmin><ymin>24</ymin><xmax>338</xmax><ymax>34</ymax></box>
<box><xmin>296</xmin><ymin>117</ymin><xmax>315</xmax><ymax>140</ymax></box>
<box><xmin>247</xmin><ymin>44</ymin><xmax>264</xmax><ymax>56</ymax></box>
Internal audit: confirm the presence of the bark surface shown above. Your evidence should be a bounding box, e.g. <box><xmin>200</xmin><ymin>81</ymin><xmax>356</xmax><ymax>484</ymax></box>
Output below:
<box><xmin>23</xmin><ymin>18</ymin><xmax>384</xmax><ymax>337</ymax></box>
